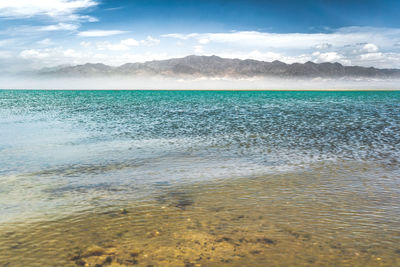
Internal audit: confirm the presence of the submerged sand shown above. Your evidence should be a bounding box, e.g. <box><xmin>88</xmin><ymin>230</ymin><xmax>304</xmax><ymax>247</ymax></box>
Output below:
<box><xmin>0</xmin><ymin>161</ymin><xmax>399</xmax><ymax>266</ymax></box>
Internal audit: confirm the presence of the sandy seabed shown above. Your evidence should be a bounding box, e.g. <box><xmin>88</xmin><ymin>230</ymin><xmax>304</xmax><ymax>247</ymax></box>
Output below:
<box><xmin>0</xmin><ymin>161</ymin><xmax>399</xmax><ymax>266</ymax></box>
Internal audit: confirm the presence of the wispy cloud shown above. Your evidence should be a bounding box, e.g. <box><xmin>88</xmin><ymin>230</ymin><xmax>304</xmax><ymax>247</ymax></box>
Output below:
<box><xmin>104</xmin><ymin>6</ymin><xmax>124</xmax><ymax>12</ymax></box>
<box><xmin>0</xmin><ymin>0</ymin><xmax>98</xmax><ymax>21</ymax></box>
<box><xmin>78</xmin><ymin>30</ymin><xmax>128</xmax><ymax>37</ymax></box>
<box><xmin>37</xmin><ymin>38</ymin><xmax>54</xmax><ymax>46</ymax></box>
<box><xmin>37</xmin><ymin>23</ymin><xmax>79</xmax><ymax>31</ymax></box>
<box><xmin>0</xmin><ymin>23</ymin><xmax>80</xmax><ymax>38</ymax></box>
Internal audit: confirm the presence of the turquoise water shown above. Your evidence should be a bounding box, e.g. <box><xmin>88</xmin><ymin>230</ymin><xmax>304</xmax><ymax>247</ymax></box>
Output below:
<box><xmin>0</xmin><ymin>90</ymin><xmax>399</xmax><ymax>223</ymax></box>
<box><xmin>1</xmin><ymin>90</ymin><xmax>400</xmax><ymax>266</ymax></box>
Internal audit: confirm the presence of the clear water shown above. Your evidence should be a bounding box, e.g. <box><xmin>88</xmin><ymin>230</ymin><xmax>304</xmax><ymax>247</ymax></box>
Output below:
<box><xmin>0</xmin><ymin>90</ymin><xmax>399</xmax><ymax>266</ymax></box>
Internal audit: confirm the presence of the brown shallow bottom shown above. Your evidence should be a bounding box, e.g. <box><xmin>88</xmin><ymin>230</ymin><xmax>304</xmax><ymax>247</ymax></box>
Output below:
<box><xmin>0</xmin><ymin>162</ymin><xmax>399</xmax><ymax>266</ymax></box>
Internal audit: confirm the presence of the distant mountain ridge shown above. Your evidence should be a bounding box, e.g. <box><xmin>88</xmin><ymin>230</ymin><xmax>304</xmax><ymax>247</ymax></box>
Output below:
<box><xmin>39</xmin><ymin>55</ymin><xmax>400</xmax><ymax>78</ymax></box>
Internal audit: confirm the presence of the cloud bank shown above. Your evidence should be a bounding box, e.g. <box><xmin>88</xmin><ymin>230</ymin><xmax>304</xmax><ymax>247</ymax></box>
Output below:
<box><xmin>162</xmin><ymin>28</ymin><xmax>400</xmax><ymax>68</ymax></box>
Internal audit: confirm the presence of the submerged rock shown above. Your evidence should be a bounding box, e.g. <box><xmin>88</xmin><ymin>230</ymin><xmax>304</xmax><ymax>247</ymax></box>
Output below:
<box><xmin>75</xmin><ymin>258</ymin><xmax>86</xmax><ymax>266</ymax></box>
<box><xmin>175</xmin><ymin>198</ymin><xmax>194</xmax><ymax>210</ymax></box>
<box><xmin>157</xmin><ymin>191</ymin><xmax>195</xmax><ymax>210</ymax></box>
<box><xmin>256</xmin><ymin>237</ymin><xmax>276</xmax><ymax>245</ymax></box>
<box><xmin>82</xmin><ymin>245</ymin><xmax>105</xmax><ymax>257</ymax></box>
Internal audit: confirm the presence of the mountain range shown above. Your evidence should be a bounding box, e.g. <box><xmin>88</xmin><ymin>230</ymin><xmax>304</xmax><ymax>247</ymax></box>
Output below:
<box><xmin>38</xmin><ymin>55</ymin><xmax>400</xmax><ymax>78</ymax></box>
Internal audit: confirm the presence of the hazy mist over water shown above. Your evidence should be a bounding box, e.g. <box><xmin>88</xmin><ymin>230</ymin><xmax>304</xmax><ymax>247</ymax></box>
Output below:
<box><xmin>1</xmin><ymin>76</ymin><xmax>400</xmax><ymax>90</ymax></box>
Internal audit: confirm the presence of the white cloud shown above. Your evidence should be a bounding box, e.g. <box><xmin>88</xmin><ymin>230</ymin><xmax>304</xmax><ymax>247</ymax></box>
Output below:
<box><xmin>78</xmin><ymin>30</ymin><xmax>127</xmax><ymax>37</ymax></box>
<box><xmin>198</xmin><ymin>38</ymin><xmax>210</xmax><ymax>45</ymax></box>
<box><xmin>361</xmin><ymin>43</ymin><xmax>379</xmax><ymax>53</ymax></box>
<box><xmin>78</xmin><ymin>15</ymin><xmax>98</xmax><ymax>22</ymax></box>
<box><xmin>313</xmin><ymin>51</ymin><xmax>351</xmax><ymax>65</ymax></box>
<box><xmin>140</xmin><ymin>36</ymin><xmax>160</xmax><ymax>46</ymax></box>
<box><xmin>312</xmin><ymin>51</ymin><xmax>344</xmax><ymax>63</ymax></box>
<box><xmin>0</xmin><ymin>0</ymin><xmax>98</xmax><ymax>21</ymax></box>
<box><xmin>96</xmin><ymin>38</ymin><xmax>139</xmax><ymax>51</ymax></box>
<box><xmin>315</xmin><ymin>43</ymin><xmax>332</xmax><ymax>49</ymax></box>
<box><xmin>63</xmin><ymin>48</ymin><xmax>82</xmax><ymax>57</ymax></box>
<box><xmin>96</xmin><ymin>42</ymin><xmax>129</xmax><ymax>51</ymax></box>
<box><xmin>352</xmin><ymin>52</ymin><xmax>400</xmax><ymax>68</ymax></box>
<box><xmin>121</xmin><ymin>38</ymin><xmax>139</xmax><ymax>46</ymax></box>
<box><xmin>360</xmin><ymin>52</ymin><xmax>383</xmax><ymax>60</ymax></box>
<box><xmin>95</xmin><ymin>37</ymin><xmax>159</xmax><ymax>51</ymax></box>
<box><xmin>20</xmin><ymin>49</ymin><xmax>49</xmax><ymax>59</ymax></box>
<box><xmin>37</xmin><ymin>23</ymin><xmax>79</xmax><ymax>31</ymax></box>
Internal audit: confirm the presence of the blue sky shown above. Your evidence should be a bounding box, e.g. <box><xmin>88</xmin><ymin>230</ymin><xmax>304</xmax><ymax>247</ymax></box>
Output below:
<box><xmin>1</xmin><ymin>0</ymin><xmax>400</xmax><ymax>72</ymax></box>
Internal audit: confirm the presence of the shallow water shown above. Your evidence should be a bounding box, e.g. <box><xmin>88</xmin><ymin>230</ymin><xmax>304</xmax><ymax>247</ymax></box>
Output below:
<box><xmin>0</xmin><ymin>90</ymin><xmax>399</xmax><ymax>266</ymax></box>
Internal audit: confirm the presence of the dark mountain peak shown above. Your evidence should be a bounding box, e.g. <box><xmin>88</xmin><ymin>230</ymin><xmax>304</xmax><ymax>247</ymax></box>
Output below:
<box><xmin>182</xmin><ymin>55</ymin><xmax>201</xmax><ymax>60</ymax></box>
<box><xmin>319</xmin><ymin>62</ymin><xmax>343</xmax><ymax>66</ymax></box>
<box><xmin>181</xmin><ymin>55</ymin><xmax>222</xmax><ymax>61</ymax></box>
<box><xmin>305</xmin><ymin>61</ymin><xmax>317</xmax><ymax>65</ymax></box>
<box><xmin>209</xmin><ymin>55</ymin><xmax>222</xmax><ymax>59</ymax></box>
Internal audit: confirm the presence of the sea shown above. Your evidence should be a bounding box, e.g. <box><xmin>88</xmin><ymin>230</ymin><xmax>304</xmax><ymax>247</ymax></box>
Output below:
<box><xmin>0</xmin><ymin>90</ymin><xmax>399</xmax><ymax>266</ymax></box>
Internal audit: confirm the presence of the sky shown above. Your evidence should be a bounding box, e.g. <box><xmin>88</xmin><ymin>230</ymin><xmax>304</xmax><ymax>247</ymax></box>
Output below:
<box><xmin>1</xmin><ymin>0</ymin><xmax>400</xmax><ymax>72</ymax></box>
